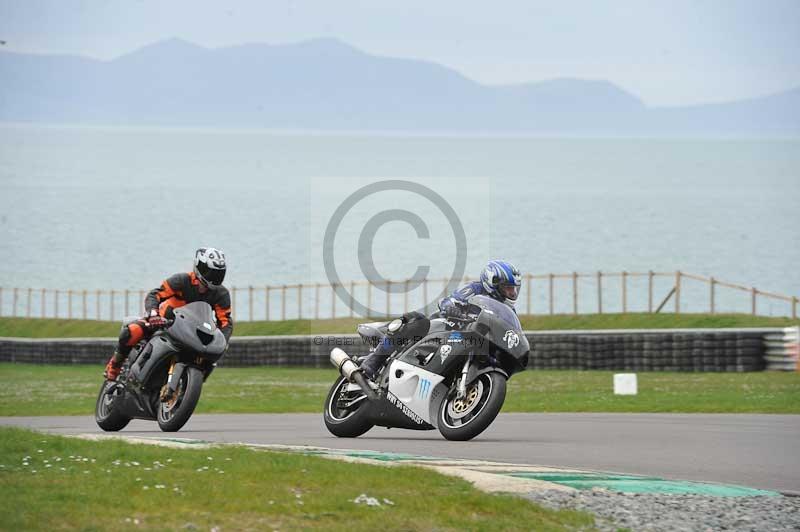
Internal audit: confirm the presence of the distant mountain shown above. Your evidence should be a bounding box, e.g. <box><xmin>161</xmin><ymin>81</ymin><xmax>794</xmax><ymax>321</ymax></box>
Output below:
<box><xmin>1</xmin><ymin>38</ymin><xmax>798</xmax><ymax>135</ymax></box>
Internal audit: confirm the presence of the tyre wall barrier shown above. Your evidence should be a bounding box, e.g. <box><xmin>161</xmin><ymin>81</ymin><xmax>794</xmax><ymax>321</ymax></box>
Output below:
<box><xmin>762</xmin><ymin>326</ymin><xmax>800</xmax><ymax>371</ymax></box>
<box><xmin>525</xmin><ymin>328</ymin><xmax>776</xmax><ymax>372</ymax></box>
<box><xmin>0</xmin><ymin>328</ymin><xmax>789</xmax><ymax>371</ymax></box>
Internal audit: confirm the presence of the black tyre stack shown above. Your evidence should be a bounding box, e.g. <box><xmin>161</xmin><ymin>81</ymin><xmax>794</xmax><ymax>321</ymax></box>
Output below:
<box><xmin>528</xmin><ymin>329</ymin><xmax>768</xmax><ymax>372</ymax></box>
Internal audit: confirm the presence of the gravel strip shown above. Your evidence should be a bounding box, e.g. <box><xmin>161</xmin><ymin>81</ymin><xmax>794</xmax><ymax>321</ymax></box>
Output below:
<box><xmin>524</xmin><ymin>489</ymin><xmax>800</xmax><ymax>531</ymax></box>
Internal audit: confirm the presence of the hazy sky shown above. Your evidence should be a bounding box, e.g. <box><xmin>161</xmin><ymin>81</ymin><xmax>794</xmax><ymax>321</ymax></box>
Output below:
<box><xmin>2</xmin><ymin>0</ymin><xmax>798</xmax><ymax>106</ymax></box>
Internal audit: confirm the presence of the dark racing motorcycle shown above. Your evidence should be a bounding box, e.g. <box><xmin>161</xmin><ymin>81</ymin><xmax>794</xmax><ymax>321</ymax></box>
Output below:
<box><xmin>324</xmin><ymin>295</ymin><xmax>530</xmax><ymax>441</ymax></box>
<box><xmin>95</xmin><ymin>302</ymin><xmax>227</xmax><ymax>432</ymax></box>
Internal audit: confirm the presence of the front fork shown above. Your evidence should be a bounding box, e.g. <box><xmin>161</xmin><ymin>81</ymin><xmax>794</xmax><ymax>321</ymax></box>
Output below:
<box><xmin>160</xmin><ymin>357</ymin><xmax>183</xmax><ymax>402</ymax></box>
<box><xmin>456</xmin><ymin>354</ymin><xmax>473</xmax><ymax>399</ymax></box>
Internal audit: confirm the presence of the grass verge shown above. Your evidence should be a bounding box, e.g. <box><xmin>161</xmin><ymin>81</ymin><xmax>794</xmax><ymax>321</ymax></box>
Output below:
<box><xmin>1</xmin><ymin>364</ymin><xmax>798</xmax><ymax>417</ymax></box>
<box><xmin>0</xmin><ymin>427</ymin><xmax>591</xmax><ymax>531</ymax></box>
<box><xmin>1</xmin><ymin>313</ymin><xmax>797</xmax><ymax>338</ymax></box>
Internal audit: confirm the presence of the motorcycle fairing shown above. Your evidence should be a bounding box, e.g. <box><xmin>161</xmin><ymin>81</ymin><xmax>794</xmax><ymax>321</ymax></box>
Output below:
<box><xmin>461</xmin><ymin>296</ymin><xmax>530</xmax><ymax>375</ymax></box>
<box><xmin>357</xmin><ymin>321</ymin><xmax>390</xmax><ymax>345</ymax></box>
<box><xmin>169</xmin><ymin>302</ymin><xmax>227</xmax><ymax>361</ymax></box>
<box><xmin>387</xmin><ymin>360</ymin><xmax>445</xmax><ymax>425</ymax></box>
<box><xmin>128</xmin><ymin>333</ymin><xmax>178</xmax><ymax>388</ymax></box>
<box><xmin>367</xmin><ymin>396</ymin><xmax>435</xmax><ymax>430</ymax></box>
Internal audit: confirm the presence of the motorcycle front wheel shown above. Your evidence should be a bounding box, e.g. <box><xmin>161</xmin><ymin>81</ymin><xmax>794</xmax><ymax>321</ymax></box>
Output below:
<box><xmin>323</xmin><ymin>376</ymin><xmax>374</xmax><ymax>437</ymax></box>
<box><xmin>157</xmin><ymin>366</ymin><xmax>203</xmax><ymax>432</ymax></box>
<box><xmin>437</xmin><ymin>372</ymin><xmax>506</xmax><ymax>441</ymax></box>
<box><xmin>95</xmin><ymin>380</ymin><xmax>131</xmax><ymax>432</ymax></box>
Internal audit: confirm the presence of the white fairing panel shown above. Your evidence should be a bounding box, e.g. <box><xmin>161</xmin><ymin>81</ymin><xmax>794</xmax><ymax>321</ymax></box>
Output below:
<box><xmin>387</xmin><ymin>360</ymin><xmax>445</xmax><ymax>425</ymax></box>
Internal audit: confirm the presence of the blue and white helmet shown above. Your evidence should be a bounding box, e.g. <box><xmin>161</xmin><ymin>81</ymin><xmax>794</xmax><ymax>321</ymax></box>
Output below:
<box><xmin>480</xmin><ymin>260</ymin><xmax>522</xmax><ymax>305</ymax></box>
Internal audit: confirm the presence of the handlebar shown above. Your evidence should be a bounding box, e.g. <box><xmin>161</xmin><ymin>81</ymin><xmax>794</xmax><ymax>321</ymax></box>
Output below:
<box><xmin>148</xmin><ymin>318</ymin><xmax>174</xmax><ymax>329</ymax></box>
<box><xmin>445</xmin><ymin>314</ymin><xmax>478</xmax><ymax>329</ymax></box>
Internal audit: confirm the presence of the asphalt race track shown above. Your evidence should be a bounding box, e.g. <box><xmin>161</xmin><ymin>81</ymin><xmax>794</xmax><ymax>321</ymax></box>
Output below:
<box><xmin>2</xmin><ymin>413</ymin><xmax>798</xmax><ymax>493</ymax></box>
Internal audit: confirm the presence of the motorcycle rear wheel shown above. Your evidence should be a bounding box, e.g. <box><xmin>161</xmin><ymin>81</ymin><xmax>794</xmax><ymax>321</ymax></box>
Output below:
<box><xmin>157</xmin><ymin>366</ymin><xmax>203</xmax><ymax>432</ymax></box>
<box><xmin>323</xmin><ymin>376</ymin><xmax>374</xmax><ymax>437</ymax></box>
<box><xmin>95</xmin><ymin>380</ymin><xmax>131</xmax><ymax>432</ymax></box>
<box><xmin>437</xmin><ymin>372</ymin><xmax>506</xmax><ymax>441</ymax></box>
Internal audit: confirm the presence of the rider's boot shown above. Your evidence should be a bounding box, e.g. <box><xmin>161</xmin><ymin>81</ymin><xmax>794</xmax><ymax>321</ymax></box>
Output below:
<box><xmin>104</xmin><ymin>350</ymin><xmax>125</xmax><ymax>381</ymax></box>
<box><xmin>360</xmin><ymin>339</ymin><xmax>392</xmax><ymax>381</ymax></box>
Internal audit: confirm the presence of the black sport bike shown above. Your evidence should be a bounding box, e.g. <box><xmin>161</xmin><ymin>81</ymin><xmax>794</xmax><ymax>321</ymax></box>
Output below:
<box><xmin>324</xmin><ymin>295</ymin><xmax>530</xmax><ymax>441</ymax></box>
<box><xmin>95</xmin><ymin>302</ymin><xmax>227</xmax><ymax>432</ymax></box>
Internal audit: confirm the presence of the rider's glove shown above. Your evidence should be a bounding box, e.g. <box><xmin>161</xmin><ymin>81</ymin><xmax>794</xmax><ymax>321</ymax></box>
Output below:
<box><xmin>402</xmin><ymin>311</ymin><xmax>426</xmax><ymax>324</ymax></box>
<box><xmin>442</xmin><ymin>302</ymin><xmax>467</xmax><ymax>319</ymax></box>
<box><xmin>146</xmin><ymin>309</ymin><xmax>168</xmax><ymax>328</ymax></box>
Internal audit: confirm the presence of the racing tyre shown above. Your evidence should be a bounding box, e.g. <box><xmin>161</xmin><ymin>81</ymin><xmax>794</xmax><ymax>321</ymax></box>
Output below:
<box><xmin>438</xmin><ymin>372</ymin><xmax>506</xmax><ymax>441</ymax></box>
<box><xmin>324</xmin><ymin>376</ymin><xmax>374</xmax><ymax>438</ymax></box>
<box><xmin>95</xmin><ymin>380</ymin><xmax>131</xmax><ymax>432</ymax></box>
<box><xmin>157</xmin><ymin>366</ymin><xmax>203</xmax><ymax>432</ymax></box>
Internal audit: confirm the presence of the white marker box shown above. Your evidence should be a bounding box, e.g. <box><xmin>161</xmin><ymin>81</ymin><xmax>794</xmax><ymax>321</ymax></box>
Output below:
<box><xmin>613</xmin><ymin>373</ymin><xmax>638</xmax><ymax>395</ymax></box>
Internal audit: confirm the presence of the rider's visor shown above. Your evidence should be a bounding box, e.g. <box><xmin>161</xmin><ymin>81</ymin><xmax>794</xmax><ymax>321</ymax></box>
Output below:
<box><xmin>198</xmin><ymin>263</ymin><xmax>226</xmax><ymax>286</ymax></box>
<box><xmin>499</xmin><ymin>283</ymin><xmax>520</xmax><ymax>300</ymax></box>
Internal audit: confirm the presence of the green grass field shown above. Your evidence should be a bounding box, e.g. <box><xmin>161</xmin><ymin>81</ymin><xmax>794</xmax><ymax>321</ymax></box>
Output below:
<box><xmin>1</xmin><ymin>313</ymin><xmax>798</xmax><ymax>338</ymax></box>
<box><xmin>1</xmin><ymin>364</ymin><xmax>798</xmax><ymax>417</ymax></box>
<box><xmin>0</xmin><ymin>427</ymin><xmax>590</xmax><ymax>531</ymax></box>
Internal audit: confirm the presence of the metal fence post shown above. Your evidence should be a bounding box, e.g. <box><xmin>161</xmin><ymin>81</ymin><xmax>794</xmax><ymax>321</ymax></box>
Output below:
<box><xmin>297</xmin><ymin>284</ymin><xmax>303</xmax><ymax>319</ymax></box>
<box><xmin>349</xmin><ymin>281</ymin><xmax>355</xmax><ymax>318</ymax></box>
<box><xmin>572</xmin><ymin>272</ymin><xmax>578</xmax><ymax>315</ymax></box>
<box><xmin>282</xmin><ymin>285</ymin><xmax>288</xmax><ymax>321</ymax></box>
<box><xmin>386</xmin><ymin>280</ymin><xmax>392</xmax><ymax>317</ymax></box>
<box><xmin>674</xmin><ymin>271</ymin><xmax>681</xmax><ymax>314</ymax></box>
<box><xmin>110</xmin><ymin>290</ymin><xmax>115</xmax><ymax>321</ymax></box>
<box><xmin>597</xmin><ymin>271</ymin><xmax>603</xmax><ymax>314</ymax></box>
<box><xmin>526</xmin><ymin>273</ymin><xmax>532</xmax><ymax>315</ymax></box>
<box><xmin>26</xmin><ymin>288</ymin><xmax>32</xmax><ymax>318</ymax></box>
<box><xmin>96</xmin><ymin>290</ymin><xmax>101</xmax><ymax>320</ymax></box>
<box><xmin>751</xmin><ymin>287</ymin><xmax>757</xmax><ymax>316</ymax></box>
<box><xmin>124</xmin><ymin>290</ymin><xmax>130</xmax><ymax>317</ymax></box>
<box><xmin>82</xmin><ymin>290</ymin><xmax>87</xmax><ymax>319</ymax></box>
<box><xmin>138</xmin><ymin>291</ymin><xmax>144</xmax><ymax>314</ymax></box>
<box><xmin>265</xmin><ymin>286</ymin><xmax>271</xmax><ymax>321</ymax></box>
<box><xmin>621</xmin><ymin>271</ymin><xmax>628</xmax><ymax>313</ymax></box>
<box><xmin>54</xmin><ymin>289</ymin><xmax>59</xmax><ymax>318</ymax></box>
<box><xmin>648</xmin><ymin>271</ymin><xmax>654</xmax><ymax>313</ymax></box>
<box><xmin>40</xmin><ymin>288</ymin><xmax>46</xmax><ymax>318</ymax></box>
<box><xmin>710</xmin><ymin>277</ymin><xmax>716</xmax><ymax>314</ymax></box>
<box><xmin>13</xmin><ymin>288</ymin><xmax>19</xmax><ymax>317</ymax></box>
<box><xmin>793</xmin><ymin>297</ymin><xmax>798</xmax><ymax>319</ymax></box>
<box><xmin>548</xmin><ymin>274</ymin><xmax>554</xmax><ymax>315</ymax></box>
<box><xmin>314</xmin><ymin>283</ymin><xmax>319</xmax><ymax>320</ymax></box>
<box><xmin>248</xmin><ymin>286</ymin><xmax>254</xmax><ymax>322</ymax></box>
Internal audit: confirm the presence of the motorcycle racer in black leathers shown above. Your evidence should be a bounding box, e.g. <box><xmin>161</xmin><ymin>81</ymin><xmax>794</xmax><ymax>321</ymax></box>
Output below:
<box><xmin>359</xmin><ymin>260</ymin><xmax>522</xmax><ymax>379</ymax></box>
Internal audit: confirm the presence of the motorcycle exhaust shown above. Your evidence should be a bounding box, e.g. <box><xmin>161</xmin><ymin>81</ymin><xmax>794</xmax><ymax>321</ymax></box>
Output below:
<box><xmin>330</xmin><ymin>348</ymin><xmax>378</xmax><ymax>401</ymax></box>
<box><xmin>331</xmin><ymin>347</ymin><xmax>359</xmax><ymax>380</ymax></box>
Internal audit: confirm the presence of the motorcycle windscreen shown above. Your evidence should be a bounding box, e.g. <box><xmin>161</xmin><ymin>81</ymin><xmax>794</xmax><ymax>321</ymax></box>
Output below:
<box><xmin>467</xmin><ymin>295</ymin><xmax>530</xmax><ymax>360</ymax></box>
